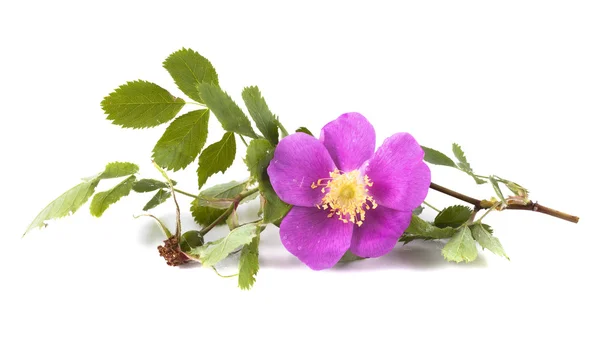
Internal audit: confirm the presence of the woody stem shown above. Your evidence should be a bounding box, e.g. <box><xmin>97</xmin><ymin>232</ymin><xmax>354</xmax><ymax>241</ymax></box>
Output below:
<box><xmin>429</xmin><ymin>182</ymin><xmax>579</xmax><ymax>224</ymax></box>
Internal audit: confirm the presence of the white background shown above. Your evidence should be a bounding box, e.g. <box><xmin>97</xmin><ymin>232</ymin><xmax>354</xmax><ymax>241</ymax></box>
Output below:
<box><xmin>1</xmin><ymin>1</ymin><xmax>598</xmax><ymax>350</ymax></box>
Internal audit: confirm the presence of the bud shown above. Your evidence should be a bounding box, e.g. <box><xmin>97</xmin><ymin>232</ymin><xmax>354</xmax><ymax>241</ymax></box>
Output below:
<box><xmin>506</xmin><ymin>182</ymin><xmax>530</xmax><ymax>205</ymax></box>
<box><xmin>506</xmin><ymin>182</ymin><xmax>528</xmax><ymax>198</ymax></box>
<box><xmin>480</xmin><ymin>197</ymin><xmax>498</xmax><ymax>208</ymax></box>
<box><xmin>179</xmin><ymin>230</ymin><xmax>204</xmax><ymax>253</ymax></box>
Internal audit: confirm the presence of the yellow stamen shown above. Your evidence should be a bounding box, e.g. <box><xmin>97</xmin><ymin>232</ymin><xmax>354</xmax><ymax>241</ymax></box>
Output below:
<box><xmin>311</xmin><ymin>169</ymin><xmax>377</xmax><ymax>225</ymax></box>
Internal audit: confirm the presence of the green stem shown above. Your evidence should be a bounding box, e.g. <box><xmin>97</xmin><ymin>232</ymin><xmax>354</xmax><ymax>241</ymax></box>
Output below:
<box><xmin>243</xmin><ymin>219</ymin><xmax>263</xmax><ymax>225</ymax></box>
<box><xmin>477</xmin><ymin>203</ymin><xmax>501</xmax><ymax>222</ymax></box>
<box><xmin>199</xmin><ymin>187</ymin><xmax>260</xmax><ymax>236</ymax></box>
<box><xmin>239</xmin><ymin>134</ymin><xmax>249</xmax><ymax>147</ymax></box>
<box><xmin>276</xmin><ymin>120</ymin><xmax>289</xmax><ymax>137</ymax></box>
<box><xmin>474</xmin><ymin>174</ymin><xmax>509</xmax><ymax>183</ymax></box>
<box><xmin>186</xmin><ymin>101</ymin><xmax>205</xmax><ymax>107</ymax></box>
<box><xmin>471</xmin><ymin>174</ymin><xmax>489</xmax><ymax>180</ymax></box>
<box><xmin>211</xmin><ymin>266</ymin><xmax>238</xmax><ymax>278</ymax></box>
<box><xmin>423</xmin><ymin>201</ymin><xmax>441</xmax><ymax>212</ymax></box>
<box><xmin>174</xmin><ymin>188</ymin><xmax>197</xmax><ymax>199</ymax></box>
<box><xmin>240</xmin><ymin>187</ymin><xmax>260</xmax><ymax>198</ymax></box>
<box><xmin>153</xmin><ymin>160</ymin><xmax>181</xmax><ymax>238</ymax></box>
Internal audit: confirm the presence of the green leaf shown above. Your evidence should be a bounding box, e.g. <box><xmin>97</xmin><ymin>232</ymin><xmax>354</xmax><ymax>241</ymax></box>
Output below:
<box><xmin>240</xmin><ymin>137</ymin><xmax>290</xmax><ymax>224</ymax></box>
<box><xmin>244</xmin><ymin>139</ymin><xmax>274</xmax><ymax>181</ymax></box>
<box><xmin>227</xmin><ymin>209</ymin><xmax>239</xmax><ymax>231</ymax></box>
<box><xmin>449</xmin><ymin>144</ymin><xmax>486</xmax><ymax>184</ymax></box>
<box><xmin>295</xmin><ymin>127</ymin><xmax>314</xmax><ymax>137</ymax></box>
<box><xmin>442</xmin><ymin>226</ymin><xmax>478</xmax><ymax>263</ymax></box>
<box><xmin>423</xmin><ymin>144</ymin><xmax>484</xmax><ymax>184</ymax></box>
<box><xmin>98</xmin><ymin>162</ymin><xmax>139</xmax><ymax>179</ymax></box>
<box><xmin>195</xmin><ymin>180</ymin><xmax>248</xmax><ymax>209</ymax></box>
<box><xmin>412</xmin><ymin>206</ymin><xmax>424</xmax><ymax>216</ymax></box>
<box><xmin>260</xmin><ymin>181</ymin><xmax>292</xmax><ymax>225</ymax></box>
<box><xmin>132</xmin><ymin>179</ymin><xmax>176</xmax><ymax>193</ymax></box>
<box><xmin>142</xmin><ymin>189</ymin><xmax>171</xmax><ymax>211</ymax></box>
<box><xmin>421</xmin><ymin>146</ymin><xmax>457</xmax><ymax>168</ymax></box>
<box><xmin>26</xmin><ymin>161</ymin><xmax>140</xmax><ymax>234</ymax></box>
<box><xmin>191</xmin><ymin>223</ymin><xmax>261</xmax><ymax>267</ymax></box>
<box><xmin>190</xmin><ymin>199</ymin><xmax>227</xmax><ymax>227</ymax></box>
<box><xmin>434</xmin><ymin>205</ymin><xmax>472</xmax><ymax>228</ymax></box>
<box><xmin>505</xmin><ymin>181</ymin><xmax>529</xmax><ymax>197</ymax></box>
<box><xmin>242</xmin><ymin>190</ymin><xmax>260</xmax><ymax>203</ymax></box>
<box><xmin>197</xmin><ymin>132</ymin><xmax>236</xmax><ymax>188</ymax></box>
<box><xmin>489</xmin><ymin>176</ymin><xmax>507</xmax><ymax>206</ymax></box>
<box><xmin>398</xmin><ymin>235</ymin><xmax>430</xmax><ymax>245</ymax></box>
<box><xmin>152</xmin><ymin>109</ymin><xmax>210</xmax><ymax>171</ymax></box>
<box><xmin>200</xmin><ymin>180</ymin><xmax>247</xmax><ymax>199</ymax></box>
<box><xmin>473</xmin><ymin>176</ymin><xmax>487</xmax><ymax>185</ymax></box>
<box><xmin>163</xmin><ymin>48</ymin><xmax>219</xmax><ymax>103</ymax></box>
<box><xmin>338</xmin><ymin>251</ymin><xmax>365</xmax><ymax>263</ymax></box>
<box><xmin>471</xmin><ymin>223</ymin><xmax>509</xmax><ymax>260</ymax></box>
<box><xmin>276</xmin><ymin>119</ymin><xmax>289</xmax><ymax>137</ymax></box>
<box><xmin>241</xmin><ymin>86</ymin><xmax>279</xmax><ymax>145</ymax></box>
<box><xmin>452</xmin><ymin>143</ymin><xmax>473</xmax><ymax>173</ymax></box>
<box><xmin>481</xmin><ymin>223</ymin><xmax>494</xmax><ymax>234</ymax></box>
<box><xmin>25</xmin><ymin>179</ymin><xmax>99</xmax><ymax>235</ymax></box>
<box><xmin>238</xmin><ymin>235</ymin><xmax>260</xmax><ymax>290</ymax></box>
<box><xmin>101</xmin><ymin>80</ymin><xmax>185</xmax><ymax>129</ymax></box>
<box><xmin>198</xmin><ymin>83</ymin><xmax>258</xmax><ymax>138</ymax></box>
<box><xmin>152</xmin><ymin>160</ymin><xmax>176</xmax><ymax>188</ymax></box>
<box><xmin>403</xmin><ymin>214</ymin><xmax>455</xmax><ymax>240</ymax></box>
<box><xmin>89</xmin><ymin>175</ymin><xmax>136</xmax><ymax>217</ymax></box>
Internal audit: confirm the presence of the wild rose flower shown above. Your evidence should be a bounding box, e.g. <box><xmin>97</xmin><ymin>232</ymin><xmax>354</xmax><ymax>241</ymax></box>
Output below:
<box><xmin>267</xmin><ymin>113</ymin><xmax>431</xmax><ymax>270</ymax></box>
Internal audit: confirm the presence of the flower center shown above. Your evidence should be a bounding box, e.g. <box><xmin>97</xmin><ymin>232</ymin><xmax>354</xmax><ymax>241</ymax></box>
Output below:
<box><xmin>311</xmin><ymin>169</ymin><xmax>377</xmax><ymax>226</ymax></box>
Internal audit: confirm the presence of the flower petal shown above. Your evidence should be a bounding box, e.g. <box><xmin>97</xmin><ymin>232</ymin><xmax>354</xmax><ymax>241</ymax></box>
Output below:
<box><xmin>350</xmin><ymin>206</ymin><xmax>412</xmax><ymax>258</ymax></box>
<box><xmin>320</xmin><ymin>112</ymin><xmax>376</xmax><ymax>172</ymax></box>
<box><xmin>267</xmin><ymin>133</ymin><xmax>336</xmax><ymax>207</ymax></box>
<box><xmin>364</xmin><ymin>133</ymin><xmax>431</xmax><ymax>211</ymax></box>
<box><xmin>280</xmin><ymin>206</ymin><xmax>353</xmax><ymax>270</ymax></box>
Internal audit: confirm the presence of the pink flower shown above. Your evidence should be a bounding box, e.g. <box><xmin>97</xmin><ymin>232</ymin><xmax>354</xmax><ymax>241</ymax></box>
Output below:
<box><xmin>267</xmin><ymin>113</ymin><xmax>431</xmax><ymax>269</ymax></box>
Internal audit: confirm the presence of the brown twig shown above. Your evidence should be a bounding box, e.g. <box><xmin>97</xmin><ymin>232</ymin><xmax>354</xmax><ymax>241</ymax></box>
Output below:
<box><xmin>430</xmin><ymin>182</ymin><xmax>579</xmax><ymax>224</ymax></box>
